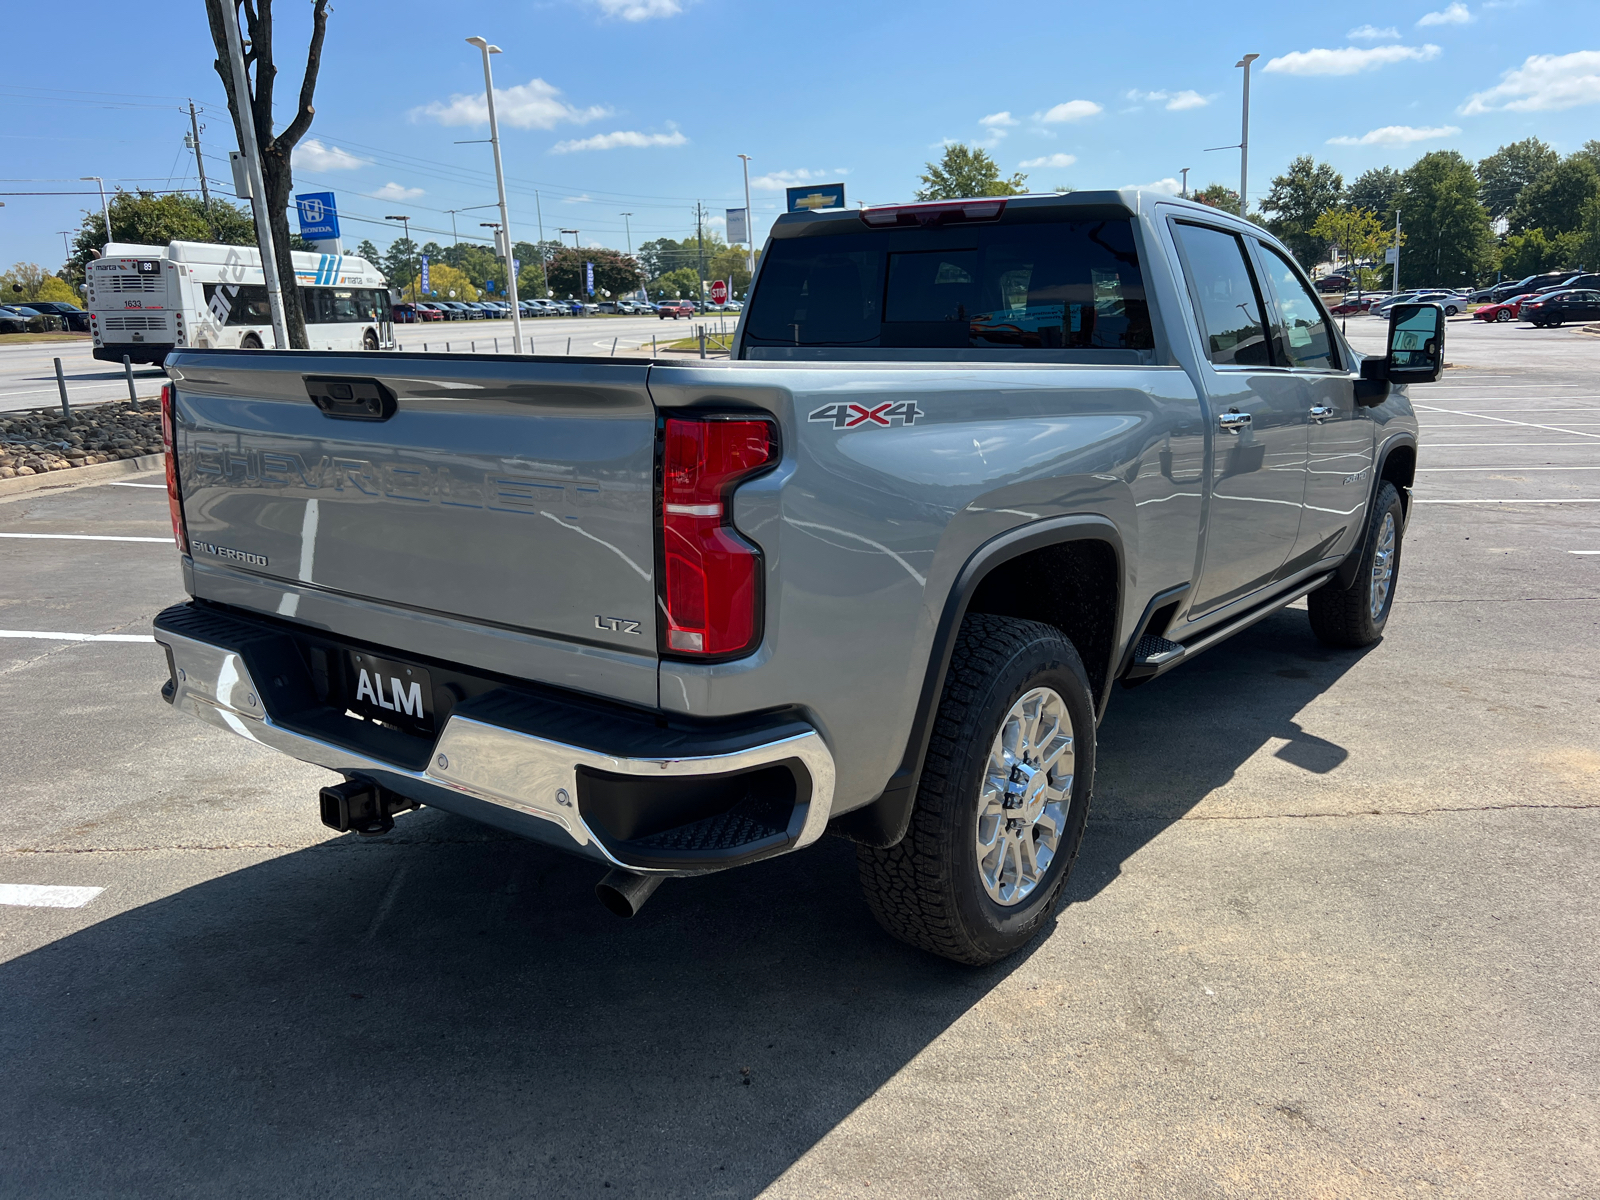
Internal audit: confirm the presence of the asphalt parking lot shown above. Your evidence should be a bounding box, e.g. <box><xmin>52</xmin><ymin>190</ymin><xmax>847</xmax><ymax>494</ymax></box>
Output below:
<box><xmin>1</xmin><ymin>317</ymin><xmax>1596</xmax><ymax>1197</ymax></box>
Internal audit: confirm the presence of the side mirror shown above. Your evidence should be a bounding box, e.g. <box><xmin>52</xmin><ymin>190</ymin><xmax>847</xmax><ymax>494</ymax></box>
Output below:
<box><xmin>1385</xmin><ymin>302</ymin><xmax>1445</xmax><ymax>384</ymax></box>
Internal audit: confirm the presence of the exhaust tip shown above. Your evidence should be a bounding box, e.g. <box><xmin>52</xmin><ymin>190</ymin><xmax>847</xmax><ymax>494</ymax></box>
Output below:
<box><xmin>595</xmin><ymin>869</ymin><xmax>664</xmax><ymax>918</ymax></box>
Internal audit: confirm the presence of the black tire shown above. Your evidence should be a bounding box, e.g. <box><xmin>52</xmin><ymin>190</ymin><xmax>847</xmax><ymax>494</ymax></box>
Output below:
<box><xmin>1445</xmin><ymin>305</ymin><xmax>1459</xmax><ymax>316</ymax></box>
<box><xmin>239</xmin><ymin>333</ymin><xmax>263</xmax><ymax>349</ymax></box>
<box><xmin>362</xmin><ymin>329</ymin><xmax>379</xmax><ymax>351</ymax></box>
<box><xmin>856</xmin><ymin>614</ymin><xmax>1096</xmax><ymax>966</ymax></box>
<box><xmin>1549</xmin><ymin>316</ymin><xmax>1563</xmax><ymax>327</ymax></box>
<box><xmin>1307</xmin><ymin>481</ymin><xmax>1404</xmax><ymax>648</ymax></box>
<box><xmin>1495</xmin><ymin>309</ymin><xmax>1512</xmax><ymax>322</ymax></box>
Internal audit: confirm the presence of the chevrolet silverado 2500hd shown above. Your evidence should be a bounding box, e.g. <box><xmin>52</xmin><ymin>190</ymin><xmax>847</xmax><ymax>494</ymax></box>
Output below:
<box><xmin>152</xmin><ymin>191</ymin><xmax>1436</xmax><ymax>964</ymax></box>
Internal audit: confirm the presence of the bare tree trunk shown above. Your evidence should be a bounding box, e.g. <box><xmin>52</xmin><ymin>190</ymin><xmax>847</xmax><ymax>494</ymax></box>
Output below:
<box><xmin>204</xmin><ymin>0</ymin><xmax>328</xmax><ymax>350</ymax></box>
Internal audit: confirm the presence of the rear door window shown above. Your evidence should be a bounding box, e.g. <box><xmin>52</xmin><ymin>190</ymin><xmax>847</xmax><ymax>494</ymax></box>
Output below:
<box><xmin>744</xmin><ymin>219</ymin><xmax>1153</xmax><ymax>351</ymax></box>
<box><xmin>1170</xmin><ymin>222</ymin><xmax>1271</xmax><ymax>367</ymax></box>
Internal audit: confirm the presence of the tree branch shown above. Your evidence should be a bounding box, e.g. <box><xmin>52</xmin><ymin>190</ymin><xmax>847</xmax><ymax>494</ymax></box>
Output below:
<box><xmin>278</xmin><ymin>0</ymin><xmax>329</xmax><ymax>151</ymax></box>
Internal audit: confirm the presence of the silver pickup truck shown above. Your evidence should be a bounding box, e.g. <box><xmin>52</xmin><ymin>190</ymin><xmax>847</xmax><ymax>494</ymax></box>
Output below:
<box><xmin>152</xmin><ymin>191</ymin><xmax>1436</xmax><ymax>964</ymax></box>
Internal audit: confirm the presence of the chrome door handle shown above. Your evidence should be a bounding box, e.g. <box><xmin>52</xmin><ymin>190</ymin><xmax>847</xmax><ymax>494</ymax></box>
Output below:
<box><xmin>1218</xmin><ymin>410</ymin><xmax>1252</xmax><ymax>433</ymax></box>
<box><xmin>1309</xmin><ymin>405</ymin><xmax>1335</xmax><ymax>423</ymax></box>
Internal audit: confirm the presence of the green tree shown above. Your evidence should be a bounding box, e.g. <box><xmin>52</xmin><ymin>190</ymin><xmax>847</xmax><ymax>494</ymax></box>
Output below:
<box><xmin>1193</xmin><ymin>182</ymin><xmax>1240</xmax><ymax>213</ymax></box>
<box><xmin>544</xmin><ymin>247</ymin><xmax>643</xmax><ymax>298</ymax></box>
<box><xmin>2</xmin><ymin>263</ymin><xmax>84</xmax><ymax>306</ymax></box>
<box><xmin>650</xmin><ymin>267</ymin><xmax>701</xmax><ymax>300</ymax></box>
<box><xmin>708</xmin><ymin>244</ymin><xmax>760</xmax><ymax>298</ymax></box>
<box><xmin>413</xmin><ymin>261</ymin><xmax>479</xmax><ymax>301</ymax></box>
<box><xmin>1576</xmin><ymin>141</ymin><xmax>1600</xmax><ymax>172</ymax></box>
<box><xmin>1510</xmin><ymin>155</ymin><xmax>1600</xmax><ymax>236</ymax></box>
<box><xmin>1309</xmin><ymin>208</ymin><xmax>1394</xmax><ymax>290</ymax></box>
<box><xmin>1499</xmin><ymin>228</ymin><xmax>1565</xmax><ymax>277</ymax></box>
<box><xmin>1260</xmin><ymin>156</ymin><xmax>1345</xmax><ymax>266</ymax></box>
<box><xmin>1477</xmin><ymin>138</ymin><xmax>1560</xmax><ymax>221</ymax></box>
<box><xmin>1398</xmin><ymin>151</ymin><xmax>1497</xmax><ymax>287</ymax></box>
<box><xmin>383</xmin><ymin>238</ymin><xmax>420</xmax><ymax>300</ymax></box>
<box><xmin>1346</xmin><ymin>167</ymin><xmax>1404</xmax><ymax>225</ymax></box>
<box><xmin>354</xmin><ymin>238</ymin><xmax>384</xmax><ymax>272</ymax></box>
<box><xmin>63</xmin><ymin>190</ymin><xmax>256</xmax><ymax>286</ymax></box>
<box><xmin>1571</xmin><ymin>194</ymin><xmax>1600</xmax><ymax>275</ymax></box>
<box><xmin>916</xmin><ymin>144</ymin><xmax>1028</xmax><ymax>201</ymax></box>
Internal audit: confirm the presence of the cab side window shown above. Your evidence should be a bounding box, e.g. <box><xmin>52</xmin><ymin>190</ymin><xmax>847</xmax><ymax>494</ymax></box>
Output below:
<box><xmin>1171</xmin><ymin>222</ymin><xmax>1272</xmax><ymax>367</ymax></box>
<box><xmin>1256</xmin><ymin>244</ymin><xmax>1340</xmax><ymax>371</ymax></box>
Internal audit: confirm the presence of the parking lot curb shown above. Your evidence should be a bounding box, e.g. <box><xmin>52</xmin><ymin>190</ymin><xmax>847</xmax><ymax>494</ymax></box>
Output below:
<box><xmin>1581</xmin><ymin>323</ymin><xmax>1600</xmax><ymax>338</ymax></box>
<box><xmin>0</xmin><ymin>453</ymin><xmax>164</xmax><ymax>501</ymax></box>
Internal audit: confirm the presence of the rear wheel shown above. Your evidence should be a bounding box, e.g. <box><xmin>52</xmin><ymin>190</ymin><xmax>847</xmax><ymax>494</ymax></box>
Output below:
<box><xmin>239</xmin><ymin>333</ymin><xmax>263</xmax><ymax>349</ymax></box>
<box><xmin>362</xmin><ymin>329</ymin><xmax>379</xmax><ymax>351</ymax></box>
<box><xmin>856</xmin><ymin>614</ymin><xmax>1095</xmax><ymax>966</ymax></box>
<box><xmin>1495</xmin><ymin>309</ymin><xmax>1512</xmax><ymax>322</ymax></box>
<box><xmin>1445</xmin><ymin>305</ymin><xmax>1460</xmax><ymax>316</ymax></box>
<box><xmin>1307</xmin><ymin>481</ymin><xmax>1404</xmax><ymax>648</ymax></box>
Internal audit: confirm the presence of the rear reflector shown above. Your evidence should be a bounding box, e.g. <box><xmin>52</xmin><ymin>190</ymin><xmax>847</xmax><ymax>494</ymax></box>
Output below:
<box><xmin>859</xmin><ymin>199</ymin><xmax>1008</xmax><ymax>228</ymax></box>
<box><xmin>160</xmin><ymin>384</ymin><xmax>187</xmax><ymax>555</ymax></box>
<box><xmin>660</xmin><ymin>416</ymin><xmax>776</xmax><ymax>657</ymax></box>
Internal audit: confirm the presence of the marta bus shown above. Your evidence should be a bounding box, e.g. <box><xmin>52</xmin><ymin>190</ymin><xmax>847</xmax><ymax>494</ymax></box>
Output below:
<box><xmin>87</xmin><ymin>240</ymin><xmax>392</xmax><ymax>364</ymax></box>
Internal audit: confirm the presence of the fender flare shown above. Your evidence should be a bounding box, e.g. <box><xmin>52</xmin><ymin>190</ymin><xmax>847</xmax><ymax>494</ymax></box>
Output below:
<box><xmin>1333</xmin><ymin>431</ymin><xmax>1418</xmax><ymax>591</ymax></box>
<box><xmin>829</xmin><ymin>514</ymin><xmax>1125</xmax><ymax>848</ymax></box>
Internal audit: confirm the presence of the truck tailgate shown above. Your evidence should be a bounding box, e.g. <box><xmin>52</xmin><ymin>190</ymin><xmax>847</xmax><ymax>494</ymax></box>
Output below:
<box><xmin>169</xmin><ymin>352</ymin><xmax>658</xmax><ymax>656</ymax></box>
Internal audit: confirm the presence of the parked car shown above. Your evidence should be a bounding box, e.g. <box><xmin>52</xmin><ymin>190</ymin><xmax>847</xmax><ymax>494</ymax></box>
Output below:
<box><xmin>1373</xmin><ymin>291</ymin><xmax>1460</xmax><ymax>318</ymax></box>
<box><xmin>0</xmin><ymin>304</ymin><xmax>64</xmax><ymax>332</ymax></box>
<box><xmin>1473</xmin><ymin>293</ymin><xmax>1536</xmax><ymax>323</ymax></box>
<box><xmin>20</xmin><ymin>300</ymin><xmax>91</xmax><ymax>332</ymax></box>
<box><xmin>657</xmin><ymin>299</ymin><xmax>694</xmax><ymax>319</ymax></box>
<box><xmin>596</xmin><ymin>302</ymin><xmax>620</xmax><ymax>314</ymax></box>
<box><xmin>1315</xmin><ymin>273</ymin><xmax>1351</xmax><ymax>293</ymax></box>
<box><xmin>391</xmin><ymin>302</ymin><xmax>418</xmax><ymax>324</ymax></box>
<box><xmin>1519</xmin><ymin>272</ymin><xmax>1581</xmax><ymax>296</ymax></box>
<box><xmin>153</xmin><ymin>189</ymin><xmax>1432</xmax><ymax>965</ymax></box>
<box><xmin>1522</xmin><ymin>288</ymin><xmax>1600</xmax><ymax>327</ymax></box>
<box><xmin>415</xmin><ymin>303</ymin><xmax>446</xmax><ymax>322</ymax></box>
<box><xmin>0</xmin><ymin>306</ymin><xmax>31</xmax><ymax>334</ymax></box>
<box><xmin>1535</xmin><ymin>272</ymin><xmax>1600</xmax><ymax>294</ymax></box>
<box><xmin>1327</xmin><ymin>296</ymin><xmax>1373</xmax><ymax>316</ymax></box>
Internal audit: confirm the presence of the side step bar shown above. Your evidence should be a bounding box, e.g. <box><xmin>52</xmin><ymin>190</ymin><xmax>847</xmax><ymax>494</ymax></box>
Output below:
<box><xmin>1122</xmin><ymin>571</ymin><xmax>1334</xmax><ymax>687</ymax></box>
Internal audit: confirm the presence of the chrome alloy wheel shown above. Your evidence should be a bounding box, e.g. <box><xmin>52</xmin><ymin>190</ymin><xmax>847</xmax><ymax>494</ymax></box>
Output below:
<box><xmin>975</xmin><ymin>687</ymin><xmax>1074</xmax><ymax>907</ymax></box>
<box><xmin>1369</xmin><ymin>510</ymin><xmax>1397</xmax><ymax>620</ymax></box>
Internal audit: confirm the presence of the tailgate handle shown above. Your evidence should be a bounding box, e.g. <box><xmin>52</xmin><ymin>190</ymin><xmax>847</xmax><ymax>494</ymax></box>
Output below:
<box><xmin>304</xmin><ymin>376</ymin><xmax>397</xmax><ymax>421</ymax></box>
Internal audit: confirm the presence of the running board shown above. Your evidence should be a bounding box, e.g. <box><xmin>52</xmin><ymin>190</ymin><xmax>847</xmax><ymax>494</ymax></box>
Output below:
<box><xmin>1122</xmin><ymin>572</ymin><xmax>1335</xmax><ymax>687</ymax></box>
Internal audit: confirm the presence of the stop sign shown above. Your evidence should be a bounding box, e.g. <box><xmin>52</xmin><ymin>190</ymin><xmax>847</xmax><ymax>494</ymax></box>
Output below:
<box><xmin>709</xmin><ymin>279</ymin><xmax>728</xmax><ymax>305</ymax></box>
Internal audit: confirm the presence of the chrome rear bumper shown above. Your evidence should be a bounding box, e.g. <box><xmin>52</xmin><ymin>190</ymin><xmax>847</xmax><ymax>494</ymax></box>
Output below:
<box><xmin>153</xmin><ymin>606</ymin><xmax>835</xmax><ymax>875</ymax></box>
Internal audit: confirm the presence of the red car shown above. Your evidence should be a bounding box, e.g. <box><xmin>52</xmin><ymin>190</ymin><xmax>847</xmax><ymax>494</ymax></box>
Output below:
<box><xmin>415</xmin><ymin>302</ymin><xmax>447</xmax><ymax>322</ymax></box>
<box><xmin>1327</xmin><ymin>295</ymin><xmax>1376</xmax><ymax>316</ymax></box>
<box><xmin>1474</xmin><ymin>293</ymin><xmax>1534</xmax><ymax>323</ymax></box>
<box><xmin>657</xmin><ymin>299</ymin><xmax>694</xmax><ymax>320</ymax></box>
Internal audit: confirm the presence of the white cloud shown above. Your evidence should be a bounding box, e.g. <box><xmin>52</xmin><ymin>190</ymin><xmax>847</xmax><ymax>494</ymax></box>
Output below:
<box><xmin>1125</xmin><ymin>88</ymin><xmax>1210</xmax><ymax>111</ymax></box>
<box><xmin>414</xmin><ymin>77</ymin><xmax>608</xmax><ymax>130</ymax></box>
<box><xmin>372</xmin><ymin>182</ymin><xmax>424</xmax><ymax>201</ymax></box>
<box><xmin>1462</xmin><ymin>50</ymin><xmax>1600</xmax><ymax>114</ymax></box>
<box><xmin>292</xmin><ymin>139</ymin><xmax>369</xmax><ymax>171</ymax></box>
<box><xmin>1418</xmin><ymin>2</ymin><xmax>1473</xmax><ymax>25</ymax></box>
<box><xmin>589</xmin><ymin>0</ymin><xmax>681</xmax><ymax>18</ymax></box>
<box><xmin>1035</xmin><ymin>99</ymin><xmax>1103</xmax><ymax>123</ymax></box>
<box><xmin>1327</xmin><ymin>124</ymin><xmax>1462</xmax><ymax>146</ymax></box>
<box><xmin>1348</xmin><ymin>24</ymin><xmax>1400</xmax><ymax>39</ymax></box>
<box><xmin>748</xmin><ymin>167</ymin><xmax>843</xmax><ymax>191</ymax></box>
<box><xmin>550</xmin><ymin>129</ymin><xmax>688</xmax><ymax>153</ymax></box>
<box><xmin>562</xmin><ymin>193</ymin><xmax>594</xmax><ymax>204</ymax></box>
<box><xmin>1019</xmin><ymin>153</ymin><xmax>1077</xmax><ymax>169</ymax></box>
<box><xmin>980</xmin><ymin>111</ymin><xmax>1019</xmax><ymax>127</ymax></box>
<box><xmin>1264</xmin><ymin>44</ymin><xmax>1442</xmax><ymax>76</ymax></box>
<box><xmin>1128</xmin><ymin>178</ymin><xmax>1184</xmax><ymax>195</ymax></box>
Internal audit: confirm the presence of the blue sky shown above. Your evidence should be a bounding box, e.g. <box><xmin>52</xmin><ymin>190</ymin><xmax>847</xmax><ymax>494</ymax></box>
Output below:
<box><xmin>3</xmin><ymin>0</ymin><xmax>1597</xmax><ymax>270</ymax></box>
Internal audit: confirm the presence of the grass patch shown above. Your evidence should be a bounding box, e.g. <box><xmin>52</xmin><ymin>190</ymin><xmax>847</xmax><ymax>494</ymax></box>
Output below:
<box><xmin>0</xmin><ymin>332</ymin><xmax>92</xmax><ymax>345</ymax></box>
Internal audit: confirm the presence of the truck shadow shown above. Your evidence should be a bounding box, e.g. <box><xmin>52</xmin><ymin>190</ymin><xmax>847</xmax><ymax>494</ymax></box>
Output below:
<box><xmin>0</xmin><ymin>608</ymin><xmax>1365</xmax><ymax>1196</ymax></box>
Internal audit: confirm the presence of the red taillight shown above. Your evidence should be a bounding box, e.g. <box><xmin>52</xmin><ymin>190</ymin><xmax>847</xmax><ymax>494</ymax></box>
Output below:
<box><xmin>659</xmin><ymin>416</ymin><xmax>776</xmax><ymax>657</ymax></box>
<box><xmin>160</xmin><ymin>383</ymin><xmax>188</xmax><ymax>555</ymax></box>
<box><xmin>859</xmin><ymin>198</ymin><xmax>1007</xmax><ymax>228</ymax></box>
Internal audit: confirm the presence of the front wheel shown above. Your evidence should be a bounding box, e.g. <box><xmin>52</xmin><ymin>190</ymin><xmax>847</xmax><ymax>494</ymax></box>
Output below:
<box><xmin>1496</xmin><ymin>309</ymin><xmax>1512</xmax><ymax>322</ymax></box>
<box><xmin>856</xmin><ymin>614</ymin><xmax>1095</xmax><ymax>965</ymax></box>
<box><xmin>1307</xmin><ymin>481</ymin><xmax>1404</xmax><ymax>648</ymax></box>
<box><xmin>362</xmin><ymin>329</ymin><xmax>379</xmax><ymax>351</ymax></box>
<box><xmin>238</xmin><ymin>333</ymin><xmax>263</xmax><ymax>349</ymax></box>
<box><xmin>1445</xmin><ymin>305</ymin><xmax>1459</xmax><ymax>316</ymax></box>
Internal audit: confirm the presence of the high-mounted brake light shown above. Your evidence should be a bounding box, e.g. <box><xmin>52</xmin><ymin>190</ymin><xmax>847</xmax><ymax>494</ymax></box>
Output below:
<box><xmin>659</xmin><ymin>416</ymin><xmax>776</xmax><ymax>657</ymax></box>
<box><xmin>160</xmin><ymin>383</ymin><xmax>188</xmax><ymax>555</ymax></box>
<box><xmin>859</xmin><ymin>198</ymin><xmax>1008</xmax><ymax>228</ymax></box>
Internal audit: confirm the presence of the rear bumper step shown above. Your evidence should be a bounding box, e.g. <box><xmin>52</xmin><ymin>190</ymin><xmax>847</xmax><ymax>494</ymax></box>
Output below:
<box><xmin>152</xmin><ymin>602</ymin><xmax>834</xmax><ymax>875</ymax></box>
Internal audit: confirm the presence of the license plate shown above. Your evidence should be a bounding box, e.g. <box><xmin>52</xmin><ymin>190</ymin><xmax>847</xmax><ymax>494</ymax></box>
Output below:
<box><xmin>345</xmin><ymin>651</ymin><xmax>434</xmax><ymax>732</ymax></box>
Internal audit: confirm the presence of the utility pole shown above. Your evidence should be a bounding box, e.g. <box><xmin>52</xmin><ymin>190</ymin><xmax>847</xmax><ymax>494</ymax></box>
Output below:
<box><xmin>219</xmin><ymin>7</ymin><xmax>288</xmax><ymax>350</ymax></box>
<box><xmin>621</xmin><ymin>212</ymin><xmax>640</xmax><ymax>300</ymax></box>
<box><xmin>1180</xmin><ymin>167</ymin><xmax>1190</xmax><ymax>199</ymax></box>
<box><xmin>1236</xmin><ymin>53</ymin><xmax>1260</xmax><ymax>219</ymax></box>
<box><xmin>738</xmin><ymin>153</ymin><xmax>755</xmax><ymax>284</ymax></box>
<box><xmin>535</xmin><ymin>191</ymin><xmax>548</xmax><ymax>296</ymax></box>
<box><xmin>386</xmin><ymin>214</ymin><xmax>414</xmax><ymax>301</ymax></box>
<box><xmin>466</xmin><ymin>35</ymin><xmax>523</xmax><ymax>353</ymax></box>
<box><xmin>81</xmin><ymin>177</ymin><xmax>112</xmax><ymax>251</ymax></box>
<box><xmin>58</xmin><ymin>230</ymin><xmax>74</xmax><ymax>259</ymax></box>
<box><xmin>186</xmin><ymin>102</ymin><xmax>212</xmax><ymax>217</ymax></box>
<box><xmin>1393</xmin><ymin>210</ymin><xmax>1402</xmax><ymax>294</ymax></box>
<box><xmin>695</xmin><ymin>201</ymin><xmax>706</xmax><ymax>308</ymax></box>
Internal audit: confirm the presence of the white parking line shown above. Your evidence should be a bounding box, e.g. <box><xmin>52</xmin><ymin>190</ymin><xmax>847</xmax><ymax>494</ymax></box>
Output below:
<box><xmin>1413</xmin><ymin>406</ymin><xmax>1600</xmax><ymax>440</ymax></box>
<box><xmin>0</xmin><ymin>533</ymin><xmax>169</xmax><ymax>543</ymax></box>
<box><xmin>105</xmin><ymin>482</ymin><xmax>166</xmax><ymax>489</ymax></box>
<box><xmin>0</xmin><ymin>630</ymin><xmax>155</xmax><ymax>641</ymax></box>
<box><xmin>1416</xmin><ymin>465</ymin><xmax>1600</xmax><ymax>472</ymax></box>
<box><xmin>1572</xmin><ymin>550</ymin><xmax>1600</xmax><ymax>555</ymax></box>
<box><xmin>0</xmin><ymin>884</ymin><xmax>104</xmax><ymax>908</ymax></box>
<box><xmin>1414</xmin><ymin>499</ymin><xmax>1600</xmax><ymax>505</ymax></box>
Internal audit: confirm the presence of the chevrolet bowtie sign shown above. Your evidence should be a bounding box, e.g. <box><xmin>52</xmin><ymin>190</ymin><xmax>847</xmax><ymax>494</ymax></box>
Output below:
<box><xmin>786</xmin><ymin>183</ymin><xmax>846</xmax><ymax>213</ymax></box>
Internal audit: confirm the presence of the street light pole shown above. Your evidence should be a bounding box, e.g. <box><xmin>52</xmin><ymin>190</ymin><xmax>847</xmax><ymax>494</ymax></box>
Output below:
<box><xmin>386</xmin><ymin>215</ymin><xmax>414</xmax><ymax>301</ymax></box>
<box><xmin>1235</xmin><ymin>53</ymin><xmax>1260</xmax><ymax>219</ymax></box>
<box><xmin>80</xmin><ymin>177</ymin><xmax>112</xmax><ymax>250</ymax></box>
<box><xmin>1180</xmin><ymin>167</ymin><xmax>1190</xmax><ymax>199</ymax></box>
<box><xmin>466</xmin><ymin>35</ymin><xmax>523</xmax><ymax>354</ymax></box>
<box><xmin>738</xmin><ymin>153</ymin><xmax>755</xmax><ymax>283</ymax></box>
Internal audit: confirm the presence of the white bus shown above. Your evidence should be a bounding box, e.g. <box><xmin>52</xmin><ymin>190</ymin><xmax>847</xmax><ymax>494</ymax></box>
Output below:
<box><xmin>87</xmin><ymin>240</ymin><xmax>393</xmax><ymax>365</ymax></box>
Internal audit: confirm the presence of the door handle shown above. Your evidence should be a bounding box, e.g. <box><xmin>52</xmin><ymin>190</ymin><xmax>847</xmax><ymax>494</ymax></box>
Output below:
<box><xmin>1218</xmin><ymin>410</ymin><xmax>1252</xmax><ymax>434</ymax></box>
<box><xmin>1309</xmin><ymin>405</ymin><xmax>1335</xmax><ymax>423</ymax></box>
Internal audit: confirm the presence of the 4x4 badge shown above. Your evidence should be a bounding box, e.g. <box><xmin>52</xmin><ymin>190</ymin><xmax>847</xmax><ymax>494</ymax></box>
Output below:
<box><xmin>808</xmin><ymin>401</ymin><xmax>923</xmax><ymax>429</ymax></box>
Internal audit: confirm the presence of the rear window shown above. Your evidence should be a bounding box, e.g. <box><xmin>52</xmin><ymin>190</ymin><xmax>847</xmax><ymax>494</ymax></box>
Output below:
<box><xmin>743</xmin><ymin>219</ymin><xmax>1153</xmax><ymax>352</ymax></box>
